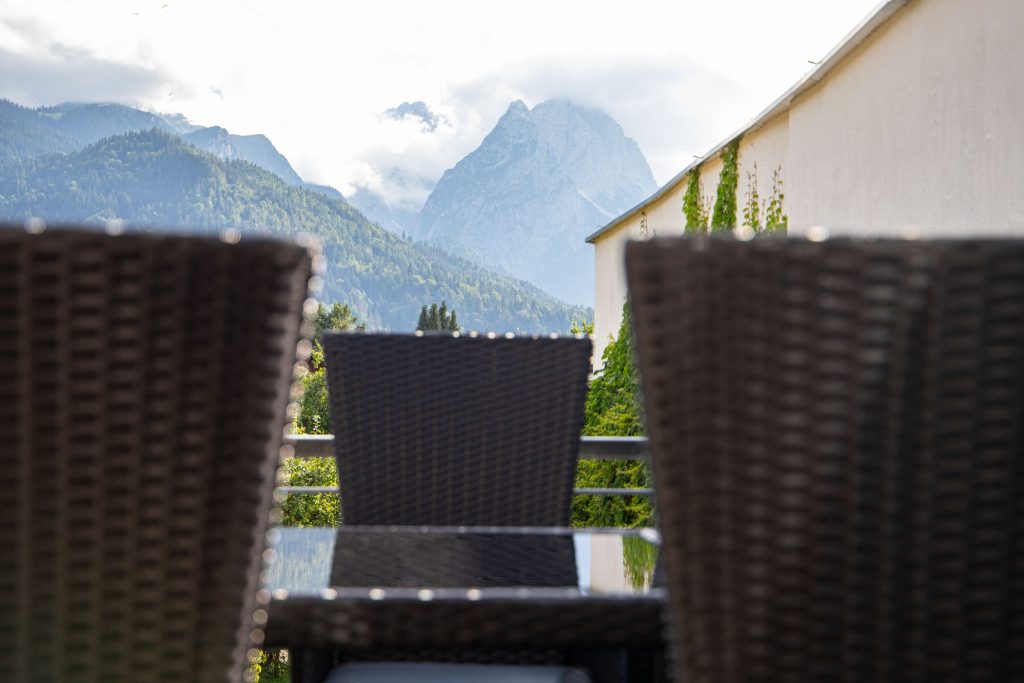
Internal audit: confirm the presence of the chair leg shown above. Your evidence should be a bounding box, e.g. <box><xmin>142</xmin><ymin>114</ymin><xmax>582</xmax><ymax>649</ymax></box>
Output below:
<box><xmin>291</xmin><ymin>647</ymin><xmax>335</xmax><ymax>683</ymax></box>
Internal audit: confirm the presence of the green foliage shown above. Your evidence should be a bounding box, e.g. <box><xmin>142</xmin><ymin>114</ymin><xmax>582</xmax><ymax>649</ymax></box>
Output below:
<box><xmin>623</xmin><ymin>534</ymin><xmax>659</xmax><ymax>590</ymax></box>
<box><xmin>0</xmin><ymin>128</ymin><xmax>590</xmax><ymax>333</ymax></box>
<box><xmin>282</xmin><ymin>302</ymin><xmax>363</xmax><ymax>527</ymax></box>
<box><xmin>417</xmin><ymin>300</ymin><xmax>460</xmax><ymax>331</ymax></box>
<box><xmin>742</xmin><ymin>163</ymin><xmax>788</xmax><ymax>233</ymax></box>
<box><xmin>294</xmin><ymin>368</ymin><xmax>330</xmax><ymax>435</ymax></box>
<box><xmin>742</xmin><ymin>162</ymin><xmax>762</xmax><ymax>231</ymax></box>
<box><xmin>582</xmin><ymin>305</ymin><xmax>643</xmax><ymax>437</ymax></box>
<box><xmin>569</xmin><ymin>319</ymin><xmax>594</xmax><ymax>335</ymax></box>
<box><xmin>711</xmin><ymin>138</ymin><xmax>741</xmax><ymax>232</ymax></box>
<box><xmin>764</xmin><ymin>165</ymin><xmax>788</xmax><ymax>232</ymax></box>
<box><xmin>277</xmin><ymin>457</ymin><xmax>340</xmax><ymax>527</ymax></box>
<box><xmin>682</xmin><ymin>168</ymin><xmax>709</xmax><ymax>234</ymax></box>
<box><xmin>295</xmin><ymin>303</ymin><xmax>364</xmax><ymax>435</ymax></box>
<box><xmin>313</xmin><ymin>303</ymin><xmax>364</xmax><ymax>346</ymax></box>
<box><xmin>255</xmin><ymin>651</ymin><xmax>290</xmax><ymax>683</ymax></box>
<box><xmin>572</xmin><ymin>303</ymin><xmax>652</xmax><ymax>528</ymax></box>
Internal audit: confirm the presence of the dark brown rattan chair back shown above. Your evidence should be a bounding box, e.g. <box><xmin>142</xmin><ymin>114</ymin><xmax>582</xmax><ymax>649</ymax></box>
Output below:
<box><xmin>0</xmin><ymin>225</ymin><xmax>311</xmax><ymax>683</ymax></box>
<box><xmin>323</xmin><ymin>333</ymin><xmax>591</xmax><ymax>525</ymax></box>
<box><xmin>627</xmin><ymin>236</ymin><xmax>1024</xmax><ymax>682</ymax></box>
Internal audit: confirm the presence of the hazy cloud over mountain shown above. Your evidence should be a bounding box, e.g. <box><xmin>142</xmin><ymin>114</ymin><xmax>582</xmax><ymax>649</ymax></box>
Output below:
<box><xmin>384</xmin><ymin>101</ymin><xmax>445</xmax><ymax>132</ymax></box>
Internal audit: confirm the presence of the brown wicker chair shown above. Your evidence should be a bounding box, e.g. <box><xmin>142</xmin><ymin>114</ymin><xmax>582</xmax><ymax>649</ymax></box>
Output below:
<box><xmin>0</xmin><ymin>224</ymin><xmax>312</xmax><ymax>682</ymax></box>
<box><xmin>627</xmin><ymin>235</ymin><xmax>1024</xmax><ymax>682</ymax></box>
<box><xmin>322</xmin><ymin>332</ymin><xmax>592</xmax><ymax>526</ymax></box>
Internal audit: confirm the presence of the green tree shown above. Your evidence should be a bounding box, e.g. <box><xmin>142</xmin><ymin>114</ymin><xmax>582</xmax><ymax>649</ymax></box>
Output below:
<box><xmin>572</xmin><ymin>303</ymin><xmax>652</xmax><ymax>528</ymax></box>
<box><xmin>416</xmin><ymin>300</ymin><xmax>461</xmax><ymax>331</ymax></box>
<box><xmin>281</xmin><ymin>302</ymin><xmax>364</xmax><ymax>528</ymax></box>
<box><xmin>313</xmin><ymin>303</ymin><xmax>363</xmax><ymax>349</ymax></box>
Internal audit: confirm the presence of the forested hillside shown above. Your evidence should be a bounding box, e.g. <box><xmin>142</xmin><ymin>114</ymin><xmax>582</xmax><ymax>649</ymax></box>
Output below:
<box><xmin>0</xmin><ymin>129</ymin><xmax>589</xmax><ymax>331</ymax></box>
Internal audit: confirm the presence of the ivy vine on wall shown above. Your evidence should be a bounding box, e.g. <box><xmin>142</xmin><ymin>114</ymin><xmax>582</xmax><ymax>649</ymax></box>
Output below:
<box><xmin>764</xmin><ymin>166</ymin><xmax>788</xmax><ymax>232</ymax></box>
<box><xmin>742</xmin><ymin>161</ymin><xmax>762</xmax><ymax>231</ymax></box>
<box><xmin>711</xmin><ymin>137</ymin><xmax>741</xmax><ymax>232</ymax></box>
<box><xmin>742</xmin><ymin>162</ymin><xmax>788</xmax><ymax>233</ymax></box>
<box><xmin>685</xmin><ymin>141</ymin><xmax>788</xmax><ymax>235</ymax></box>
<box><xmin>682</xmin><ymin>167</ymin><xmax>709</xmax><ymax>234</ymax></box>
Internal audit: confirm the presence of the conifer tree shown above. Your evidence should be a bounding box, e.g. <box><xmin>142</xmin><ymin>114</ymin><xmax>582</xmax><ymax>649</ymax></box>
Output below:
<box><xmin>438</xmin><ymin>301</ymin><xmax>449</xmax><ymax>329</ymax></box>
<box><xmin>415</xmin><ymin>301</ymin><xmax>461</xmax><ymax>332</ymax></box>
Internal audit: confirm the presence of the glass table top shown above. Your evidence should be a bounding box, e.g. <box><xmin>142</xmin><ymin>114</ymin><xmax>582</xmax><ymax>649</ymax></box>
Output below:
<box><xmin>262</xmin><ymin>525</ymin><xmax>662</xmax><ymax>597</ymax></box>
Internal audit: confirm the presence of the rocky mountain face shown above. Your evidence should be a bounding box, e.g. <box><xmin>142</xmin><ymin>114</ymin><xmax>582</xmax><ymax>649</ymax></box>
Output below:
<box><xmin>416</xmin><ymin>99</ymin><xmax>656</xmax><ymax>305</ymax></box>
<box><xmin>184</xmin><ymin>126</ymin><xmax>305</xmax><ymax>186</ymax></box>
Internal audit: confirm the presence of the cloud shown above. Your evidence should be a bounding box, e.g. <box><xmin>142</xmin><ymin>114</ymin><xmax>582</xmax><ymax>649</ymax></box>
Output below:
<box><xmin>0</xmin><ymin>19</ymin><xmax>174</xmax><ymax>107</ymax></box>
<box><xmin>383</xmin><ymin>101</ymin><xmax>445</xmax><ymax>132</ymax></box>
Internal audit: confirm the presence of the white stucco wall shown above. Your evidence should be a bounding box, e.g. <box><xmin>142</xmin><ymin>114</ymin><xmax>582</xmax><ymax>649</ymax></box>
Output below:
<box><xmin>787</xmin><ymin>0</ymin><xmax>1024</xmax><ymax>234</ymax></box>
<box><xmin>593</xmin><ymin>217</ymin><xmax>642</xmax><ymax>361</ymax></box>
<box><xmin>591</xmin><ymin>0</ymin><xmax>1024</xmax><ymax>365</ymax></box>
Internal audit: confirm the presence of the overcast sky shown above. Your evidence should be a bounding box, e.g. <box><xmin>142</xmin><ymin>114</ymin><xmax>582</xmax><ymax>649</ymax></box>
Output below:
<box><xmin>0</xmin><ymin>0</ymin><xmax>880</xmax><ymax>206</ymax></box>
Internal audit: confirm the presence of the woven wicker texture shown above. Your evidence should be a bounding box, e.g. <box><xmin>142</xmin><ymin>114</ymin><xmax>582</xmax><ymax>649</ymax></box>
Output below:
<box><xmin>330</xmin><ymin>527</ymin><xmax>578</xmax><ymax>588</ymax></box>
<box><xmin>265</xmin><ymin>594</ymin><xmax>665</xmax><ymax>650</ymax></box>
<box><xmin>0</xmin><ymin>225</ymin><xmax>310</xmax><ymax>683</ymax></box>
<box><xmin>323</xmin><ymin>333</ymin><xmax>591</xmax><ymax>525</ymax></box>
<box><xmin>627</xmin><ymin>236</ymin><xmax>1024</xmax><ymax>682</ymax></box>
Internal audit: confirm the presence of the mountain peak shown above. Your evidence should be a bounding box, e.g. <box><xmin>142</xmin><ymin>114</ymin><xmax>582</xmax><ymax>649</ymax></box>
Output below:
<box><xmin>506</xmin><ymin>99</ymin><xmax>529</xmax><ymax>114</ymax></box>
<box><xmin>417</xmin><ymin>100</ymin><xmax>656</xmax><ymax>304</ymax></box>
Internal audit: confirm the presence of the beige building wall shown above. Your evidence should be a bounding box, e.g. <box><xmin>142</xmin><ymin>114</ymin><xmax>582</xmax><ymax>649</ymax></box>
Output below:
<box><xmin>592</xmin><ymin>156</ymin><xmax>725</xmax><ymax>362</ymax></box>
<box><xmin>787</xmin><ymin>0</ymin><xmax>1024</xmax><ymax>234</ymax></box>
<box><xmin>588</xmin><ymin>534</ymin><xmax>629</xmax><ymax>593</ymax></box>
<box><xmin>591</xmin><ymin>0</ymin><xmax>1024</xmax><ymax>364</ymax></box>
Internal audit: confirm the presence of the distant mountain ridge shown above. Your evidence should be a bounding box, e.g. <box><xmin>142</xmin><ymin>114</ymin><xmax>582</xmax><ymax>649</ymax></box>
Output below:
<box><xmin>0</xmin><ymin>99</ymin><xmax>336</xmax><ymax>198</ymax></box>
<box><xmin>0</xmin><ymin>126</ymin><xmax>588</xmax><ymax>332</ymax></box>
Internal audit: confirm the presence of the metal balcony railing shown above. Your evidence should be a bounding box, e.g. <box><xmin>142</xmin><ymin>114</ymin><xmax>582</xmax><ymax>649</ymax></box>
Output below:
<box><xmin>278</xmin><ymin>435</ymin><xmax>652</xmax><ymax>497</ymax></box>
